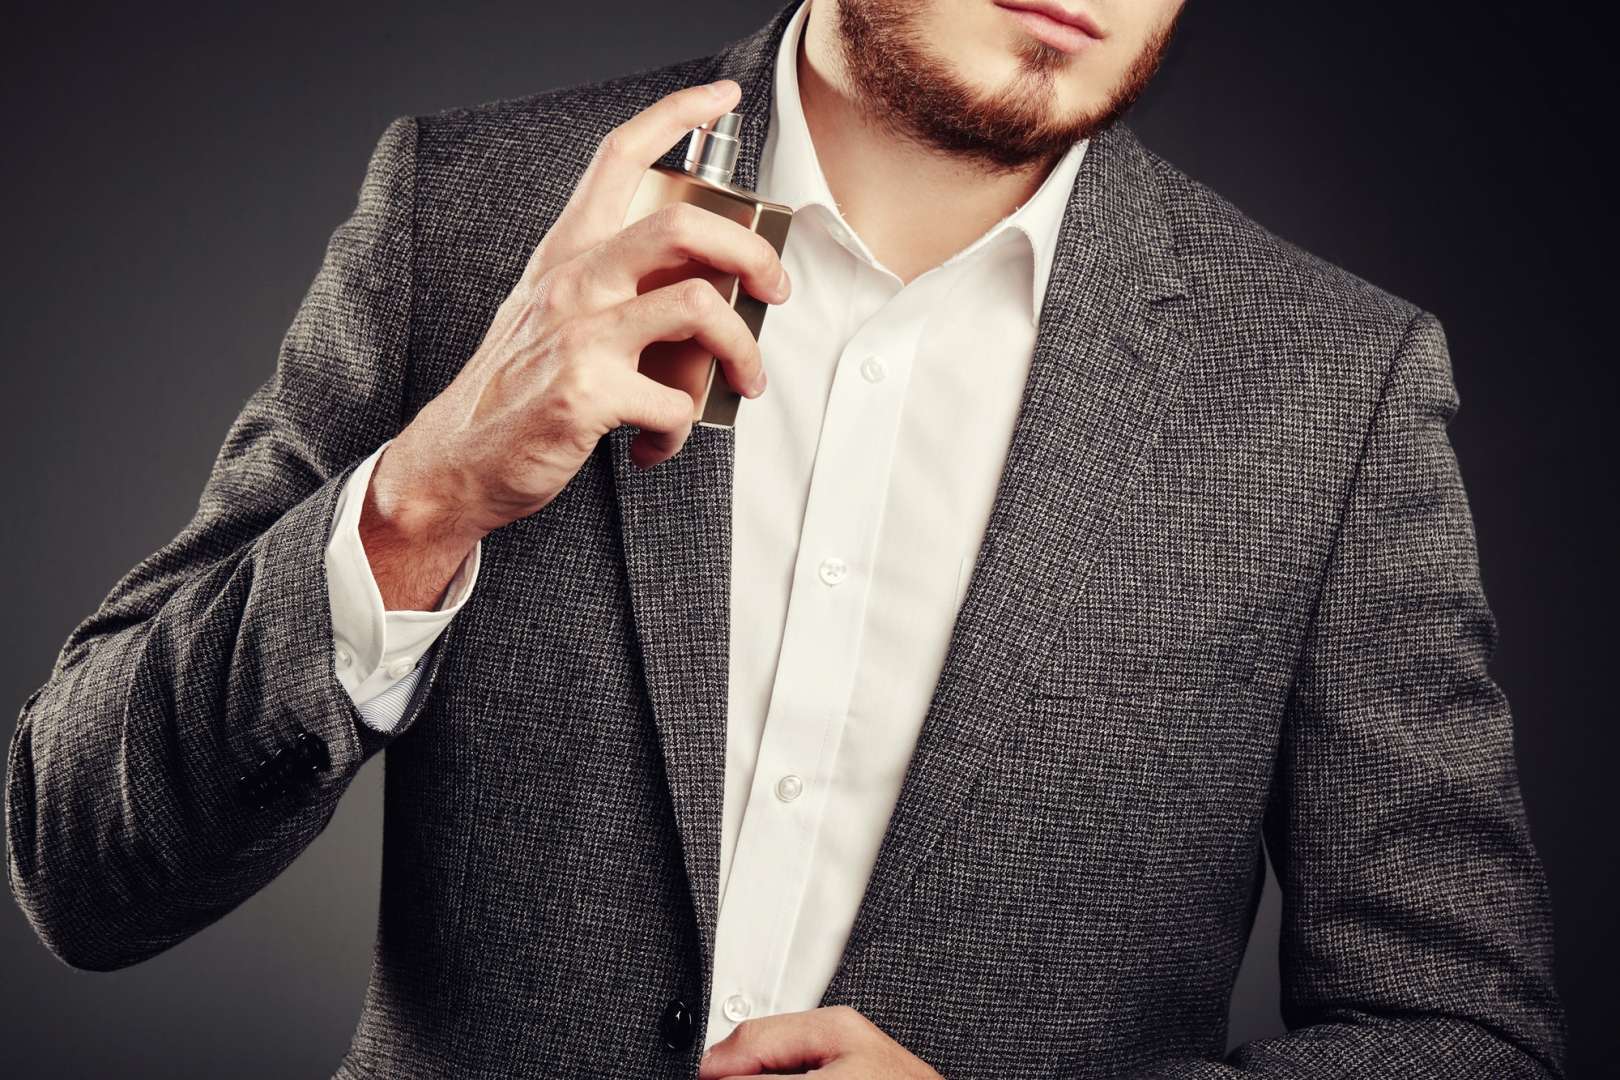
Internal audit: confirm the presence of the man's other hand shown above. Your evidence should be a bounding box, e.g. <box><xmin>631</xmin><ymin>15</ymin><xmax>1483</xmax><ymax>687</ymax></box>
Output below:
<box><xmin>698</xmin><ymin>1005</ymin><xmax>945</xmax><ymax>1079</ymax></box>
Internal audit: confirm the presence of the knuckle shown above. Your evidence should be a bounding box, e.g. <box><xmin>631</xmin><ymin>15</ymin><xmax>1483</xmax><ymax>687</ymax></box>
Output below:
<box><xmin>594</xmin><ymin>127</ymin><xmax>630</xmax><ymax>164</ymax></box>
<box><xmin>830</xmin><ymin>1004</ymin><xmax>865</xmax><ymax>1033</ymax></box>
<box><xmin>824</xmin><ymin>1005</ymin><xmax>864</xmax><ymax>1050</ymax></box>
<box><xmin>549</xmin><ymin>361</ymin><xmax>597</xmax><ymax>417</ymax></box>
<box><xmin>532</xmin><ymin>269</ymin><xmax>576</xmax><ymax>320</ymax></box>
<box><xmin>650</xmin><ymin>202</ymin><xmax>699</xmax><ymax>246</ymax></box>
<box><xmin>673</xmin><ymin>277</ymin><xmax>717</xmax><ymax>318</ymax></box>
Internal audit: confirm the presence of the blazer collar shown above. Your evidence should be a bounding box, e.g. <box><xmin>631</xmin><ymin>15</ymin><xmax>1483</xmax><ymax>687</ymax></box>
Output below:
<box><xmin>622</xmin><ymin>0</ymin><xmax>1195</xmax><ymax>998</ymax></box>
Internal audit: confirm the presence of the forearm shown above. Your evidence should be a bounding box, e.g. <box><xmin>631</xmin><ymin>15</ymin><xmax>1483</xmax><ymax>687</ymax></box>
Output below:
<box><xmin>1120</xmin><ymin>1014</ymin><xmax>1559</xmax><ymax>1078</ymax></box>
<box><xmin>5</xmin><ymin>112</ymin><xmax>434</xmax><ymax>972</ymax></box>
<box><xmin>6</xmin><ymin>468</ymin><xmax>376</xmax><ymax>971</ymax></box>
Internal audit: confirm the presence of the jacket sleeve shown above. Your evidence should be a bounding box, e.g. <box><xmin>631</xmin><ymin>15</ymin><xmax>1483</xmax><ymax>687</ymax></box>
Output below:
<box><xmin>4</xmin><ymin>113</ymin><xmax>456</xmax><ymax>972</ymax></box>
<box><xmin>1129</xmin><ymin>310</ymin><xmax>1567</xmax><ymax>1078</ymax></box>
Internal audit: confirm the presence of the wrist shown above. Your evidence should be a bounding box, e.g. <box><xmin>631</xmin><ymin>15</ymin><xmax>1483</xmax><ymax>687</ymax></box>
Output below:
<box><xmin>359</xmin><ymin>444</ymin><xmax>483</xmax><ymax>611</ymax></box>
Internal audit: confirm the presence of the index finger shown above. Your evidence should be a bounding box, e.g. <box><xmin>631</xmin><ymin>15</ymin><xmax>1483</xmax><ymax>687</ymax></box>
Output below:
<box><xmin>546</xmin><ymin>79</ymin><xmax>743</xmax><ymax>263</ymax></box>
<box><xmin>696</xmin><ymin>1009</ymin><xmax>842</xmax><ymax>1079</ymax></box>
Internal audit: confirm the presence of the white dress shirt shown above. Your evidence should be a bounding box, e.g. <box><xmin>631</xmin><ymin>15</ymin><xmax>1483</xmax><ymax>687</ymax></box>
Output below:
<box><xmin>323</xmin><ymin>0</ymin><xmax>1087</xmax><ymax>1052</ymax></box>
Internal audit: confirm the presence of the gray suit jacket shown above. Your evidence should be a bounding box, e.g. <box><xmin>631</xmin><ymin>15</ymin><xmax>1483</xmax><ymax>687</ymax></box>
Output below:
<box><xmin>6</xmin><ymin>3</ymin><xmax>1566</xmax><ymax>1077</ymax></box>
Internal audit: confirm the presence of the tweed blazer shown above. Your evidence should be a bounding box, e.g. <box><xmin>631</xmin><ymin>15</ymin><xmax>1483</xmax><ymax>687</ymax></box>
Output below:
<box><xmin>6</xmin><ymin>3</ymin><xmax>1565</xmax><ymax>1077</ymax></box>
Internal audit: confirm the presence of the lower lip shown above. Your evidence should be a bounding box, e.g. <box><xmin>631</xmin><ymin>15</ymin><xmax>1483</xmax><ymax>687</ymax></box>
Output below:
<box><xmin>1002</xmin><ymin>6</ymin><xmax>1097</xmax><ymax>54</ymax></box>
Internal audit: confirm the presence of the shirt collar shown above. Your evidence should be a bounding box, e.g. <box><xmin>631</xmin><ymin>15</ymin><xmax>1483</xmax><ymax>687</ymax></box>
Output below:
<box><xmin>757</xmin><ymin>0</ymin><xmax>1089</xmax><ymax>322</ymax></box>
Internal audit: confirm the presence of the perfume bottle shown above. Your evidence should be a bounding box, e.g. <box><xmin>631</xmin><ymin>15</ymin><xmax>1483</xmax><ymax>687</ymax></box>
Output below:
<box><xmin>621</xmin><ymin>112</ymin><xmax>793</xmax><ymax>428</ymax></box>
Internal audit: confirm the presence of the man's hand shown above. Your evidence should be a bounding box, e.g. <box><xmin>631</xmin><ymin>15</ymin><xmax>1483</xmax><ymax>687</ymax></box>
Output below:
<box><xmin>697</xmin><ymin>1005</ymin><xmax>944</xmax><ymax>1079</ymax></box>
<box><xmin>359</xmin><ymin>77</ymin><xmax>792</xmax><ymax>610</ymax></box>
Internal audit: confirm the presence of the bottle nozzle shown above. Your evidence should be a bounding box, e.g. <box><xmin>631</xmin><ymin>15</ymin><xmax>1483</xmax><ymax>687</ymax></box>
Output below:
<box><xmin>684</xmin><ymin>112</ymin><xmax>742</xmax><ymax>186</ymax></box>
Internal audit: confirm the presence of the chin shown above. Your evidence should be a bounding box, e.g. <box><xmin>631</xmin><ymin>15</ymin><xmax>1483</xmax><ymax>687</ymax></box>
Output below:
<box><xmin>945</xmin><ymin>30</ymin><xmax>1034</xmax><ymax>85</ymax></box>
<box><xmin>1050</xmin><ymin>83</ymin><xmax>1103</xmax><ymax>119</ymax></box>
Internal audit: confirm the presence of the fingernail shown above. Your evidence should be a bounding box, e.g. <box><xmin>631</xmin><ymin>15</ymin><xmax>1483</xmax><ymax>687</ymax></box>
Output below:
<box><xmin>774</xmin><ymin>267</ymin><xmax>790</xmax><ymax>301</ymax></box>
<box><xmin>751</xmin><ymin>372</ymin><xmax>767</xmax><ymax>397</ymax></box>
<box><xmin>707</xmin><ymin>79</ymin><xmax>737</xmax><ymax>98</ymax></box>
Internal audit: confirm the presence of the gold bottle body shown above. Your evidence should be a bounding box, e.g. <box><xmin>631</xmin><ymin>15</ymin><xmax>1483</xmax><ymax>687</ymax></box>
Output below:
<box><xmin>621</xmin><ymin>165</ymin><xmax>793</xmax><ymax>428</ymax></box>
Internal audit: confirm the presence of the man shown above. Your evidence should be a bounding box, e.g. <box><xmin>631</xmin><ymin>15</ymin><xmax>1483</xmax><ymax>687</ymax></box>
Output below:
<box><xmin>5</xmin><ymin>0</ymin><xmax>1565</xmax><ymax>1076</ymax></box>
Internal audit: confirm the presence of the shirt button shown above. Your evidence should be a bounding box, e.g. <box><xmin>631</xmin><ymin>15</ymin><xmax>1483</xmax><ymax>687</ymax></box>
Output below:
<box><xmin>334</xmin><ymin>644</ymin><xmax>354</xmax><ymax>670</ymax></box>
<box><xmin>723</xmin><ymin>994</ymin><xmax>751</xmax><ymax>1022</ymax></box>
<box><xmin>775</xmin><ymin>774</ymin><xmax>804</xmax><ymax>802</ymax></box>
<box><xmin>859</xmin><ymin>354</ymin><xmax>886</xmax><ymax>382</ymax></box>
<box><xmin>817</xmin><ymin>556</ymin><xmax>848</xmax><ymax>586</ymax></box>
<box><xmin>384</xmin><ymin>657</ymin><xmax>415</xmax><ymax>680</ymax></box>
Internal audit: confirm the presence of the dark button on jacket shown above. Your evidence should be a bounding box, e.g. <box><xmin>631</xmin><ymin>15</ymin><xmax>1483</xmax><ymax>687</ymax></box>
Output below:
<box><xmin>659</xmin><ymin>997</ymin><xmax>696</xmax><ymax>1051</ymax></box>
<box><xmin>236</xmin><ymin>726</ymin><xmax>330</xmax><ymax>808</ymax></box>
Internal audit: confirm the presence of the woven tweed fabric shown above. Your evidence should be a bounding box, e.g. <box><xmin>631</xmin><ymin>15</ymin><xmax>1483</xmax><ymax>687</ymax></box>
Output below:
<box><xmin>6</xmin><ymin>3</ymin><xmax>1565</xmax><ymax>1077</ymax></box>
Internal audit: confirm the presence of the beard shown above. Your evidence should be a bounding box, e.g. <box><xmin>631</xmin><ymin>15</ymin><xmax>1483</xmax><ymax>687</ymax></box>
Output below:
<box><xmin>832</xmin><ymin>0</ymin><xmax>1182</xmax><ymax>171</ymax></box>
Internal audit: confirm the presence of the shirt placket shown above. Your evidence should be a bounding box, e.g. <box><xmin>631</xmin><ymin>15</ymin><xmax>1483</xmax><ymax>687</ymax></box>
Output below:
<box><xmin>706</xmin><ymin>266</ymin><xmax>942</xmax><ymax>1047</ymax></box>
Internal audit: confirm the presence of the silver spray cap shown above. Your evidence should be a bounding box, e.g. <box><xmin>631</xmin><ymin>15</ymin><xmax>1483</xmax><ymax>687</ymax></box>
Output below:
<box><xmin>683</xmin><ymin>112</ymin><xmax>742</xmax><ymax>186</ymax></box>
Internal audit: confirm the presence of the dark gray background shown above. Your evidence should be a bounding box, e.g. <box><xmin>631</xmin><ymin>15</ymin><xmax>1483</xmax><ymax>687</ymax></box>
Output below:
<box><xmin>3</xmin><ymin>1</ymin><xmax>1612</xmax><ymax>1076</ymax></box>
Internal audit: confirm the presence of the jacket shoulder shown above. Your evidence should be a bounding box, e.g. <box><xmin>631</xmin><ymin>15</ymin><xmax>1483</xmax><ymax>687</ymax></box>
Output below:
<box><xmin>1139</xmin><ymin>141</ymin><xmax>1425</xmax><ymax>348</ymax></box>
<box><xmin>410</xmin><ymin>54</ymin><xmax>722</xmax><ymax>173</ymax></box>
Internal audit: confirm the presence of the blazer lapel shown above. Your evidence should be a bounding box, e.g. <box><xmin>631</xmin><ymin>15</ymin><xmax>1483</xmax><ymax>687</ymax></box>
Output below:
<box><xmin>818</xmin><ymin>119</ymin><xmax>1195</xmax><ymax>1002</ymax></box>
<box><xmin>608</xmin><ymin>4</ymin><xmax>795</xmax><ymax>976</ymax></box>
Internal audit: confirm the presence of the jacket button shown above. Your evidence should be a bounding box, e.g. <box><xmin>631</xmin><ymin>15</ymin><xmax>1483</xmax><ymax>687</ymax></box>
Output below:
<box><xmin>289</xmin><ymin>726</ymin><xmax>330</xmax><ymax>778</ymax></box>
<box><xmin>659</xmin><ymin>997</ymin><xmax>696</xmax><ymax>1050</ymax></box>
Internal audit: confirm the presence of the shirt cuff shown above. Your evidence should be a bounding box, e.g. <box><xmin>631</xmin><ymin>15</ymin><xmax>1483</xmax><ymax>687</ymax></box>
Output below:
<box><xmin>324</xmin><ymin>439</ymin><xmax>481</xmax><ymax>708</ymax></box>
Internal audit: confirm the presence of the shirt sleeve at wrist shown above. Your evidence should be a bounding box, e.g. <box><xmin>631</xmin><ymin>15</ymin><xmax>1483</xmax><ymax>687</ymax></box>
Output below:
<box><xmin>324</xmin><ymin>439</ymin><xmax>482</xmax><ymax>711</ymax></box>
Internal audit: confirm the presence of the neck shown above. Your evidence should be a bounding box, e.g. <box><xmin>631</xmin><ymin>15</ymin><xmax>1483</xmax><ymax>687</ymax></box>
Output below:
<box><xmin>798</xmin><ymin>0</ymin><xmax>1056</xmax><ymax>285</ymax></box>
